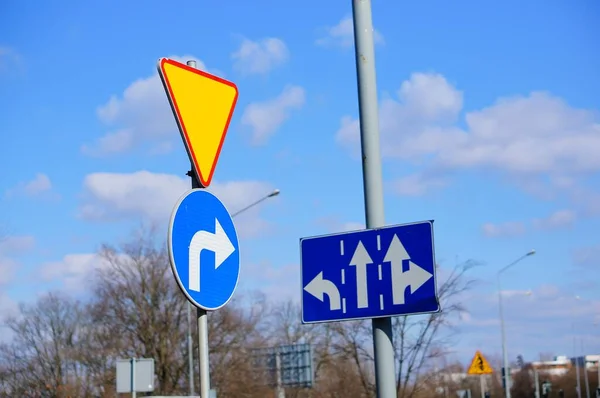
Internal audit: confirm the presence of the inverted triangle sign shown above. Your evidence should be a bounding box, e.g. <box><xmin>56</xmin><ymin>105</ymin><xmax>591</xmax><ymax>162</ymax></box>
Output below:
<box><xmin>157</xmin><ymin>58</ymin><xmax>239</xmax><ymax>188</ymax></box>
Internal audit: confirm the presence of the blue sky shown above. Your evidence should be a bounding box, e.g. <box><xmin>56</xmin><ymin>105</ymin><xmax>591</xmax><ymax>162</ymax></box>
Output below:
<box><xmin>1</xmin><ymin>0</ymin><xmax>599</xmax><ymax>364</ymax></box>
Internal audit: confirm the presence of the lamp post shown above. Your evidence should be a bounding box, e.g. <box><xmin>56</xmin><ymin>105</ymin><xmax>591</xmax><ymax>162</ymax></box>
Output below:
<box><xmin>497</xmin><ymin>249</ymin><xmax>536</xmax><ymax>398</ymax></box>
<box><xmin>572</xmin><ymin>308</ymin><xmax>600</xmax><ymax>398</ymax></box>
<box><xmin>187</xmin><ymin>188</ymin><xmax>280</xmax><ymax>396</ymax></box>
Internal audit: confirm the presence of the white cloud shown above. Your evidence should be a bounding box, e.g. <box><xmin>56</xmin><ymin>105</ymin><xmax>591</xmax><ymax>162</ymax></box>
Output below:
<box><xmin>0</xmin><ymin>292</ymin><xmax>18</xmax><ymax>335</ymax></box>
<box><xmin>0</xmin><ymin>235</ymin><xmax>35</xmax><ymax>255</ymax></box>
<box><xmin>313</xmin><ymin>216</ymin><xmax>365</xmax><ymax>234</ymax></box>
<box><xmin>239</xmin><ymin>261</ymin><xmax>299</xmax><ymax>303</ymax></box>
<box><xmin>241</xmin><ymin>85</ymin><xmax>305</xmax><ymax>145</ymax></box>
<box><xmin>23</xmin><ymin>174</ymin><xmax>52</xmax><ymax>195</ymax></box>
<box><xmin>316</xmin><ymin>16</ymin><xmax>384</xmax><ymax>48</ymax></box>
<box><xmin>568</xmin><ymin>184</ymin><xmax>600</xmax><ymax>217</ymax></box>
<box><xmin>441</xmin><ymin>93</ymin><xmax>600</xmax><ymax>174</ymax></box>
<box><xmin>231</xmin><ymin>37</ymin><xmax>289</xmax><ymax>75</ymax></box>
<box><xmin>455</xmin><ymin>285</ymin><xmax>600</xmax><ymax>359</ymax></box>
<box><xmin>572</xmin><ymin>243</ymin><xmax>600</xmax><ymax>269</ymax></box>
<box><xmin>78</xmin><ymin>171</ymin><xmax>278</xmax><ymax>239</ymax></box>
<box><xmin>0</xmin><ymin>235</ymin><xmax>35</xmax><ymax>286</ymax></box>
<box><xmin>482</xmin><ymin>209</ymin><xmax>577</xmax><ymax>238</ymax></box>
<box><xmin>82</xmin><ymin>55</ymin><xmax>213</xmax><ymax>157</ymax></box>
<box><xmin>84</xmin><ymin>129</ymin><xmax>135</xmax><ymax>155</ymax></box>
<box><xmin>5</xmin><ymin>173</ymin><xmax>54</xmax><ymax>198</ymax></box>
<box><xmin>336</xmin><ymin>72</ymin><xmax>600</xmax><ymax>210</ymax></box>
<box><xmin>481</xmin><ymin>221</ymin><xmax>526</xmax><ymax>238</ymax></box>
<box><xmin>38</xmin><ymin>253</ymin><xmax>111</xmax><ymax>293</ymax></box>
<box><xmin>340</xmin><ymin>221</ymin><xmax>365</xmax><ymax>232</ymax></box>
<box><xmin>0</xmin><ymin>256</ymin><xmax>16</xmax><ymax>285</ymax></box>
<box><xmin>392</xmin><ymin>173</ymin><xmax>449</xmax><ymax>196</ymax></box>
<box><xmin>532</xmin><ymin>209</ymin><xmax>576</xmax><ymax>230</ymax></box>
<box><xmin>336</xmin><ymin>72</ymin><xmax>464</xmax><ymax>159</ymax></box>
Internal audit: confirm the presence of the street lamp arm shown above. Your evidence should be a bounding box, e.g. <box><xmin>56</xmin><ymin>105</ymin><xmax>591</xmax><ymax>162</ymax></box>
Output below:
<box><xmin>186</xmin><ymin>187</ymin><xmax>279</xmax><ymax>396</ymax></box>
<box><xmin>497</xmin><ymin>250</ymin><xmax>536</xmax><ymax>276</ymax></box>
<box><xmin>230</xmin><ymin>189</ymin><xmax>280</xmax><ymax>218</ymax></box>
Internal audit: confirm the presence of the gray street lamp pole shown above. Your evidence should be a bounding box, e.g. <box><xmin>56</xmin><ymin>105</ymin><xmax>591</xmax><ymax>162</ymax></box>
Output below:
<box><xmin>187</xmin><ymin>188</ymin><xmax>280</xmax><ymax>396</ymax></box>
<box><xmin>497</xmin><ymin>249</ymin><xmax>536</xmax><ymax>398</ymax></box>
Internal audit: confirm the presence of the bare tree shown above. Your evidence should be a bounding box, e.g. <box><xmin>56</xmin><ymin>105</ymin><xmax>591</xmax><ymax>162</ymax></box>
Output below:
<box><xmin>89</xmin><ymin>227</ymin><xmax>189</xmax><ymax>395</ymax></box>
<box><xmin>90</xmin><ymin>227</ymin><xmax>275</xmax><ymax>397</ymax></box>
<box><xmin>207</xmin><ymin>293</ymin><xmax>272</xmax><ymax>398</ymax></box>
<box><xmin>308</xmin><ymin>260</ymin><xmax>475</xmax><ymax>398</ymax></box>
<box><xmin>0</xmin><ymin>227</ymin><xmax>476</xmax><ymax>398</ymax></box>
<box><xmin>393</xmin><ymin>260</ymin><xmax>476</xmax><ymax>398</ymax></box>
<box><xmin>264</xmin><ymin>300</ymin><xmax>349</xmax><ymax>398</ymax></box>
<box><xmin>327</xmin><ymin>320</ymin><xmax>375</xmax><ymax>397</ymax></box>
<box><xmin>0</xmin><ymin>292</ymin><xmax>88</xmax><ymax>396</ymax></box>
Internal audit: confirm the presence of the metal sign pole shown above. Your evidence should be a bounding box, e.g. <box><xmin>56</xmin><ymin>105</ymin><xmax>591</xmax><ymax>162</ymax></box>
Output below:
<box><xmin>480</xmin><ymin>375</ymin><xmax>485</xmax><ymax>398</ymax></box>
<box><xmin>351</xmin><ymin>1</ymin><xmax>396</xmax><ymax>397</ymax></box>
<box><xmin>276</xmin><ymin>351</ymin><xmax>285</xmax><ymax>398</ymax></box>
<box><xmin>131</xmin><ymin>357</ymin><xmax>136</xmax><ymax>398</ymax></box>
<box><xmin>187</xmin><ymin>59</ymin><xmax>211</xmax><ymax>398</ymax></box>
<box><xmin>198</xmin><ymin>308</ymin><xmax>210</xmax><ymax>398</ymax></box>
<box><xmin>188</xmin><ymin>301</ymin><xmax>195</xmax><ymax>396</ymax></box>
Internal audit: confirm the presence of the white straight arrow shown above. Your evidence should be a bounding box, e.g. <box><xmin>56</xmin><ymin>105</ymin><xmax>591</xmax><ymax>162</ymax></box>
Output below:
<box><xmin>349</xmin><ymin>241</ymin><xmax>374</xmax><ymax>309</ymax></box>
<box><xmin>304</xmin><ymin>272</ymin><xmax>341</xmax><ymax>310</ymax></box>
<box><xmin>384</xmin><ymin>234</ymin><xmax>432</xmax><ymax>305</ymax></box>
<box><xmin>188</xmin><ymin>218</ymin><xmax>235</xmax><ymax>292</ymax></box>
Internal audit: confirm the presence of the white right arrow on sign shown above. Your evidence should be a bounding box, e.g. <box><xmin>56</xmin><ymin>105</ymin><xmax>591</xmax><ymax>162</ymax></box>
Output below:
<box><xmin>188</xmin><ymin>217</ymin><xmax>236</xmax><ymax>292</ymax></box>
<box><xmin>384</xmin><ymin>234</ymin><xmax>433</xmax><ymax>305</ymax></box>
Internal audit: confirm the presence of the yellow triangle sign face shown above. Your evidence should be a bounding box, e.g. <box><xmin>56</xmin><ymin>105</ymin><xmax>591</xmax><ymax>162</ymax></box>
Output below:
<box><xmin>467</xmin><ymin>350</ymin><xmax>493</xmax><ymax>375</ymax></box>
<box><xmin>158</xmin><ymin>58</ymin><xmax>238</xmax><ymax>187</ymax></box>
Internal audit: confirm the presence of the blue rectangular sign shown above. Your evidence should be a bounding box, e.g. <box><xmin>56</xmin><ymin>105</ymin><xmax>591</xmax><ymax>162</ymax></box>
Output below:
<box><xmin>300</xmin><ymin>220</ymin><xmax>440</xmax><ymax>324</ymax></box>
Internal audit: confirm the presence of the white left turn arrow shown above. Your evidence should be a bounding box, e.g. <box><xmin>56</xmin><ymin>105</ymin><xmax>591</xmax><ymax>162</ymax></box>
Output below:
<box><xmin>384</xmin><ymin>234</ymin><xmax>432</xmax><ymax>305</ymax></box>
<box><xmin>304</xmin><ymin>272</ymin><xmax>341</xmax><ymax>310</ymax></box>
<box><xmin>349</xmin><ymin>241</ymin><xmax>374</xmax><ymax>309</ymax></box>
<box><xmin>188</xmin><ymin>218</ymin><xmax>235</xmax><ymax>292</ymax></box>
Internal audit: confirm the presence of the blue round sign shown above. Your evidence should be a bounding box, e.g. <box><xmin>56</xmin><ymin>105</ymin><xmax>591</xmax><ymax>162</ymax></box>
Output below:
<box><xmin>168</xmin><ymin>189</ymin><xmax>240</xmax><ymax>310</ymax></box>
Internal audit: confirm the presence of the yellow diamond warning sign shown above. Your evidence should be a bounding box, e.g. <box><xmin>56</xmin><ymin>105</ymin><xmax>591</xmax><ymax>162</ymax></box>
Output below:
<box><xmin>467</xmin><ymin>350</ymin><xmax>493</xmax><ymax>375</ymax></box>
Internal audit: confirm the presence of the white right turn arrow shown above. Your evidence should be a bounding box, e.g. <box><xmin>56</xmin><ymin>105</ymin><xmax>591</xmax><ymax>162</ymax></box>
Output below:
<box><xmin>188</xmin><ymin>218</ymin><xmax>236</xmax><ymax>293</ymax></box>
<box><xmin>304</xmin><ymin>272</ymin><xmax>341</xmax><ymax>311</ymax></box>
<box><xmin>384</xmin><ymin>234</ymin><xmax>433</xmax><ymax>305</ymax></box>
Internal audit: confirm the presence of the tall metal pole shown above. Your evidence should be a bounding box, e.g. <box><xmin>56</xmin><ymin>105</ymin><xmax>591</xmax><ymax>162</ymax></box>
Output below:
<box><xmin>575</xmin><ymin>336</ymin><xmax>583</xmax><ymax>398</ymax></box>
<box><xmin>351</xmin><ymin>1</ymin><xmax>396</xmax><ymax>397</ymax></box>
<box><xmin>496</xmin><ymin>250</ymin><xmax>535</xmax><ymax>398</ymax></box>
<box><xmin>497</xmin><ymin>275</ymin><xmax>510</xmax><ymax>398</ymax></box>
<box><xmin>582</xmin><ymin>339</ymin><xmax>591</xmax><ymax>398</ymax></box>
<box><xmin>576</xmin><ymin>356</ymin><xmax>583</xmax><ymax>398</ymax></box>
<box><xmin>131</xmin><ymin>357</ymin><xmax>136</xmax><ymax>398</ymax></box>
<box><xmin>534</xmin><ymin>369</ymin><xmax>540</xmax><ymax>398</ymax></box>
<box><xmin>197</xmin><ymin>309</ymin><xmax>210</xmax><ymax>398</ymax></box>
<box><xmin>187</xmin><ymin>301</ymin><xmax>194</xmax><ymax>396</ymax></box>
<box><xmin>275</xmin><ymin>351</ymin><xmax>285</xmax><ymax>398</ymax></box>
<box><xmin>186</xmin><ymin>59</ymin><xmax>211</xmax><ymax>398</ymax></box>
<box><xmin>480</xmin><ymin>374</ymin><xmax>485</xmax><ymax>398</ymax></box>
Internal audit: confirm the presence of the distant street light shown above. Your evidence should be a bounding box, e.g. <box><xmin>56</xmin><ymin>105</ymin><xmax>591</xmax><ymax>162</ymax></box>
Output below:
<box><xmin>571</xmin><ymin>297</ymin><xmax>599</xmax><ymax>398</ymax></box>
<box><xmin>187</xmin><ymin>188</ymin><xmax>280</xmax><ymax>395</ymax></box>
<box><xmin>497</xmin><ymin>249</ymin><xmax>536</xmax><ymax>398</ymax></box>
<box><xmin>231</xmin><ymin>189</ymin><xmax>280</xmax><ymax>218</ymax></box>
